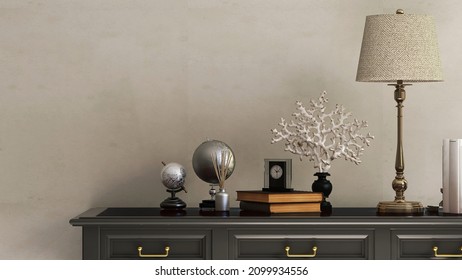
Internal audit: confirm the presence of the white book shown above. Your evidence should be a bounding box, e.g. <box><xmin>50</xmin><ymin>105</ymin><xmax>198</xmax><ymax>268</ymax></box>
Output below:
<box><xmin>448</xmin><ymin>139</ymin><xmax>462</xmax><ymax>214</ymax></box>
<box><xmin>459</xmin><ymin>139</ymin><xmax>462</xmax><ymax>213</ymax></box>
<box><xmin>442</xmin><ymin>139</ymin><xmax>450</xmax><ymax>213</ymax></box>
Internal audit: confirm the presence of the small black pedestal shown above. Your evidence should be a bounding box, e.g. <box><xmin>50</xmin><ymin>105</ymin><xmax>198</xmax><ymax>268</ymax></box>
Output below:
<box><xmin>160</xmin><ymin>196</ymin><xmax>186</xmax><ymax>209</ymax></box>
<box><xmin>320</xmin><ymin>201</ymin><xmax>332</xmax><ymax>214</ymax></box>
<box><xmin>199</xmin><ymin>199</ymin><xmax>215</xmax><ymax>211</ymax></box>
<box><xmin>160</xmin><ymin>189</ymin><xmax>186</xmax><ymax>210</ymax></box>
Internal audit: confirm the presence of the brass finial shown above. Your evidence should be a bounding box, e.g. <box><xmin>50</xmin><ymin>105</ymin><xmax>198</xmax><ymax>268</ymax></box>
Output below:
<box><xmin>396</xmin><ymin>9</ymin><xmax>404</xmax><ymax>14</ymax></box>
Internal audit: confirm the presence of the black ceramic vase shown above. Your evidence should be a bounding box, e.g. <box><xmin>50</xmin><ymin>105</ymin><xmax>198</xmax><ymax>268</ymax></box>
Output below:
<box><xmin>312</xmin><ymin>172</ymin><xmax>333</xmax><ymax>213</ymax></box>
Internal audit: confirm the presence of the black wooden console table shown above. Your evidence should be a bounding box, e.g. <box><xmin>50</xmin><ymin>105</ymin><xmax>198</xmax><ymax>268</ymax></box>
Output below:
<box><xmin>69</xmin><ymin>207</ymin><xmax>462</xmax><ymax>260</ymax></box>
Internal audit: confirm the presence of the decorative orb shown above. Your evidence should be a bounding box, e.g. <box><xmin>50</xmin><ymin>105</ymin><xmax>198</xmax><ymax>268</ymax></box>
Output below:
<box><xmin>192</xmin><ymin>140</ymin><xmax>236</xmax><ymax>184</ymax></box>
<box><xmin>160</xmin><ymin>162</ymin><xmax>186</xmax><ymax>191</ymax></box>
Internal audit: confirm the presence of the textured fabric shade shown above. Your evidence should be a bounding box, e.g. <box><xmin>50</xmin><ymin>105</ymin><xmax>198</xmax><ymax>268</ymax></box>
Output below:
<box><xmin>356</xmin><ymin>13</ymin><xmax>443</xmax><ymax>82</ymax></box>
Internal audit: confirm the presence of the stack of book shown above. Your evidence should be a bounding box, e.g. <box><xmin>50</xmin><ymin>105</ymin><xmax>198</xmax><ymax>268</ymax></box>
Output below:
<box><xmin>236</xmin><ymin>190</ymin><xmax>323</xmax><ymax>214</ymax></box>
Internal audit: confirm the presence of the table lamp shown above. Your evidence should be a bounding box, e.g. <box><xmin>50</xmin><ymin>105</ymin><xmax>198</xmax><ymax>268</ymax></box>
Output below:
<box><xmin>356</xmin><ymin>9</ymin><xmax>443</xmax><ymax>215</ymax></box>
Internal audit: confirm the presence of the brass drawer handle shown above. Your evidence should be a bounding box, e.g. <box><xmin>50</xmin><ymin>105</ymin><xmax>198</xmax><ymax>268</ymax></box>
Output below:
<box><xmin>137</xmin><ymin>246</ymin><xmax>170</xmax><ymax>258</ymax></box>
<box><xmin>285</xmin><ymin>246</ymin><xmax>317</xmax><ymax>258</ymax></box>
<box><xmin>433</xmin><ymin>246</ymin><xmax>462</xmax><ymax>258</ymax></box>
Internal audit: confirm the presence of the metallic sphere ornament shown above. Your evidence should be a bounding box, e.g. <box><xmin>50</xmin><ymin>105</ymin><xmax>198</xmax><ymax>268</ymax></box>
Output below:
<box><xmin>161</xmin><ymin>162</ymin><xmax>186</xmax><ymax>192</ymax></box>
<box><xmin>160</xmin><ymin>161</ymin><xmax>187</xmax><ymax>210</ymax></box>
<box><xmin>192</xmin><ymin>139</ymin><xmax>236</xmax><ymax>184</ymax></box>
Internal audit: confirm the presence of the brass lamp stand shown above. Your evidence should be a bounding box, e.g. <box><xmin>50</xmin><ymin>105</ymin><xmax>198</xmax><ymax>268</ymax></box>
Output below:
<box><xmin>377</xmin><ymin>81</ymin><xmax>423</xmax><ymax>215</ymax></box>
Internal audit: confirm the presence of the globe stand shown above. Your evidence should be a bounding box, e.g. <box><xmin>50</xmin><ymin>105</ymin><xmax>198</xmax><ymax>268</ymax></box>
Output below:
<box><xmin>160</xmin><ymin>188</ymin><xmax>186</xmax><ymax>210</ymax></box>
<box><xmin>199</xmin><ymin>184</ymin><xmax>218</xmax><ymax>211</ymax></box>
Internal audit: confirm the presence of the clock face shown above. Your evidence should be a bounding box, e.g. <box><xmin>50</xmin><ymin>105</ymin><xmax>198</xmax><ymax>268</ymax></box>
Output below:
<box><xmin>270</xmin><ymin>164</ymin><xmax>283</xmax><ymax>179</ymax></box>
<box><xmin>264</xmin><ymin>159</ymin><xmax>292</xmax><ymax>192</ymax></box>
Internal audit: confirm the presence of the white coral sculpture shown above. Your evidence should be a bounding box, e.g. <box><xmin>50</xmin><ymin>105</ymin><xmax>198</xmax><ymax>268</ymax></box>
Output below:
<box><xmin>271</xmin><ymin>91</ymin><xmax>374</xmax><ymax>173</ymax></box>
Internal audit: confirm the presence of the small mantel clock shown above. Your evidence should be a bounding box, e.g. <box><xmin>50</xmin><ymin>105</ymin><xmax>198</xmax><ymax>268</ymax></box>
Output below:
<box><xmin>263</xmin><ymin>159</ymin><xmax>292</xmax><ymax>192</ymax></box>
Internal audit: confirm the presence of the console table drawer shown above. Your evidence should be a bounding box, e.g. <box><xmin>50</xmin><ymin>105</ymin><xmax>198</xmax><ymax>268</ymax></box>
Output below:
<box><xmin>392</xmin><ymin>229</ymin><xmax>462</xmax><ymax>259</ymax></box>
<box><xmin>230</xmin><ymin>229</ymin><xmax>374</xmax><ymax>260</ymax></box>
<box><xmin>101</xmin><ymin>228</ymin><xmax>211</xmax><ymax>260</ymax></box>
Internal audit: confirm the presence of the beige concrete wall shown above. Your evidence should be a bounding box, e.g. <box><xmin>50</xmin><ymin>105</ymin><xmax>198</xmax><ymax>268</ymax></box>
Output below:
<box><xmin>1</xmin><ymin>0</ymin><xmax>461</xmax><ymax>259</ymax></box>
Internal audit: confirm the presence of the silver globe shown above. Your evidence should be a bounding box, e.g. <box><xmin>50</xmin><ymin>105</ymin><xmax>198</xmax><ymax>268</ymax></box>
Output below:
<box><xmin>161</xmin><ymin>162</ymin><xmax>186</xmax><ymax>191</ymax></box>
<box><xmin>192</xmin><ymin>140</ymin><xmax>236</xmax><ymax>184</ymax></box>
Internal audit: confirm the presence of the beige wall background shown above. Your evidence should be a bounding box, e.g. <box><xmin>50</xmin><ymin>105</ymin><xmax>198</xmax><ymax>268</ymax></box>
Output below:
<box><xmin>1</xmin><ymin>0</ymin><xmax>461</xmax><ymax>259</ymax></box>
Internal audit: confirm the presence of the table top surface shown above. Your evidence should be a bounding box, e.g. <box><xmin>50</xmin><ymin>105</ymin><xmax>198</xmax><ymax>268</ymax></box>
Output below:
<box><xmin>94</xmin><ymin>207</ymin><xmax>412</xmax><ymax>217</ymax></box>
<box><xmin>69</xmin><ymin>207</ymin><xmax>462</xmax><ymax>225</ymax></box>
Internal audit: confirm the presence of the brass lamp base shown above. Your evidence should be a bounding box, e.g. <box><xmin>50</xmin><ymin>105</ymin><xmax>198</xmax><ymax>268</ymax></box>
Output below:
<box><xmin>375</xmin><ymin>82</ymin><xmax>424</xmax><ymax>216</ymax></box>
<box><xmin>377</xmin><ymin>200</ymin><xmax>424</xmax><ymax>215</ymax></box>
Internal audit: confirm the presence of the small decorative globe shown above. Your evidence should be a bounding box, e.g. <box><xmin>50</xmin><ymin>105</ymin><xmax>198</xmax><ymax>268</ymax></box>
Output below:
<box><xmin>160</xmin><ymin>162</ymin><xmax>186</xmax><ymax>192</ymax></box>
<box><xmin>192</xmin><ymin>139</ymin><xmax>236</xmax><ymax>184</ymax></box>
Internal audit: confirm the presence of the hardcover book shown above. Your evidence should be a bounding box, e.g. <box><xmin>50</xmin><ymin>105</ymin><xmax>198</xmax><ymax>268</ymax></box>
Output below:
<box><xmin>239</xmin><ymin>201</ymin><xmax>321</xmax><ymax>213</ymax></box>
<box><xmin>236</xmin><ymin>190</ymin><xmax>323</xmax><ymax>203</ymax></box>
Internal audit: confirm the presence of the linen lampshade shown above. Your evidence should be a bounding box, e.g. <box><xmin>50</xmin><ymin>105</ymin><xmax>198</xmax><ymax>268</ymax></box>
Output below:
<box><xmin>356</xmin><ymin>12</ymin><xmax>443</xmax><ymax>83</ymax></box>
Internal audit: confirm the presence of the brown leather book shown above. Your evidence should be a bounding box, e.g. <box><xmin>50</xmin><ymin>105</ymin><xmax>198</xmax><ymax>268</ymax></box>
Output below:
<box><xmin>236</xmin><ymin>190</ymin><xmax>323</xmax><ymax>203</ymax></box>
<box><xmin>239</xmin><ymin>201</ymin><xmax>321</xmax><ymax>213</ymax></box>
